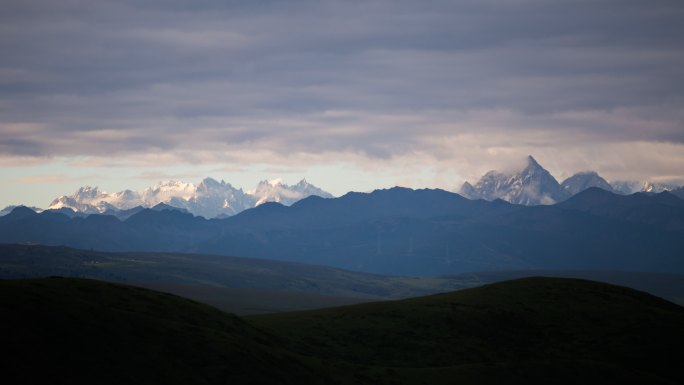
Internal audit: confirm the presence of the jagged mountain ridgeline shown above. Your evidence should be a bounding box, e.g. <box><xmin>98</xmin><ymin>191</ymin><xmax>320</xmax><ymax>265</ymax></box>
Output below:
<box><xmin>47</xmin><ymin>178</ymin><xmax>332</xmax><ymax>218</ymax></box>
<box><xmin>3</xmin><ymin>156</ymin><xmax>682</xmax><ymax>218</ymax></box>
<box><xmin>460</xmin><ymin>155</ymin><xmax>682</xmax><ymax>205</ymax></box>
<box><xmin>2</xmin><ymin>187</ymin><xmax>683</xmax><ymax>276</ymax></box>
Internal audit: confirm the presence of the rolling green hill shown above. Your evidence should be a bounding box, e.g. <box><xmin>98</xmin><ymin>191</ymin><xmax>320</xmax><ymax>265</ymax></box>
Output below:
<box><xmin>3</xmin><ymin>244</ymin><xmax>684</xmax><ymax>315</ymax></box>
<box><xmin>250</xmin><ymin>277</ymin><xmax>684</xmax><ymax>384</ymax></box>
<box><xmin>0</xmin><ymin>277</ymin><xmax>336</xmax><ymax>385</ymax></box>
<box><xmin>0</xmin><ymin>244</ymin><xmax>478</xmax><ymax>314</ymax></box>
<box><xmin>2</xmin><ymin>277</ymin><xmax>683</xmax><ymax>384</ymax></box>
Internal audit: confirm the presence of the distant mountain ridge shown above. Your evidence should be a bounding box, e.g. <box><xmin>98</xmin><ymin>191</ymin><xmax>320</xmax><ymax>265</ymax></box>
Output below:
<box><xmin>461</xmin><ymin>156</ymin><xmax>682</xmax><ymax>205</ymax></box>
<box><xmin>2</xmin><ymin>186</ymin><xmax>683</xmax><ymax>276</ymax></box>
<box><xmin>46</xmin><ymin>177</ymin><xmax>333</xmax><ymax>218</ymax></box>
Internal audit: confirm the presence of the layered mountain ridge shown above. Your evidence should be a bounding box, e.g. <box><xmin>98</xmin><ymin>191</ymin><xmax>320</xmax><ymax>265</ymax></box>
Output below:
<box><xmin>47</xmin><ymin>178</ymin><xmax>333</xmax><ymax>218</ymax></box>
<box><xmin>2</xmin><ymin>186</ymin><xmax>683</xmax><ymax>276</ymax></box>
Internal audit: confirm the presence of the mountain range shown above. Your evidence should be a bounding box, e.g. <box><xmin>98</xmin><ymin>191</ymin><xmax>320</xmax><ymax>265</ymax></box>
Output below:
<box><xmin>4</xmin><ymin>156</ymin><xmax>682</xmax><ymax>218</ymax></box>
<box><xmin>460</xmin><ymin>155</ymin><xmax>682</xmax><ymax>205</ymax></box>
<box><xmin>2</xmin><ymin>186</ymin><xmax>683</xmax><ymax>276</ymax></box>
<box><xmin>46</xmin><ymin>178</ymin><xmax>333</xmax><ymax>218</ymax></box>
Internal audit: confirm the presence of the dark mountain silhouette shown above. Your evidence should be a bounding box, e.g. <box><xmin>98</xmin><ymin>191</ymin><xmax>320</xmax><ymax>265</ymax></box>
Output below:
<box><xmin>1</xmin><ymin>188</ymin><xmax>683</xmax><ymax>275</ymax></box>
<box><xmin>557</xmin><ymin>188</ymin><xmax>684</xmax><ymax>232</ymax></box>
<box><xmin>0</xmin><ymin>205</ymin><xmax>38</xmax><ymax>222</ymax></box>
<box><xmin>4</xmin><ymin>277</ymin><xmax>683</xmax><ymax>384</ymax></box>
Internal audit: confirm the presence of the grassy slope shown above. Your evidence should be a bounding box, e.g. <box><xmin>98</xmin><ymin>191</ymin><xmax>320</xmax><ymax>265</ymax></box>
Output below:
<box><xmin>0</xmin><ymin>278</ymin><xmax>347</xmax><ymax>385</ymax></box>
<box><xmin>3</xmin><ymin>276</ymin><xmax>683</xmax><ymax>384</ymax></box>
<box><xmin>134</xmin><ymin>282</ymin><xmax>377</xmax><ymax>315</ymax></box>
<box><xmin>0</xmin><ymin>244</ymin><xmax>470</xmax><ymax>298</ymax></box>
<box><xmin>0</xmin><ymin>244</ymin><xmax>476</xmax><ymax>314</ymax></box>
<box><xmin>250</xmin><ymin>277</ymin><xmax>684</xmax><ymax>384</ymax></box>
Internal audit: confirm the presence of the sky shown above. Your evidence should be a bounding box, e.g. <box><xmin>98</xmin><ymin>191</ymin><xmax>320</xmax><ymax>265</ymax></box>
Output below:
<box><xmin>1</xmin><ymin>0</ymin><xmax>684</xmax><ymax>208</ymax></box>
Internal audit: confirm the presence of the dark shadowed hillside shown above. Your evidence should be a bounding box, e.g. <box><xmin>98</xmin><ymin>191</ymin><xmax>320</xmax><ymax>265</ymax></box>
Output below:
<box><xmin>0</xmin><ymin>278</ymin><xmax>332</xmax><ymax>385</ymax></box>
<box><xmin>251</xmin><ymin>277</ymin><xmax>684</xmax><ymax>384</ymax></box>
<box><xmin>3</xmin><ymin>277</ymin><xmax>683</xmax><ymax>384</ymax></box>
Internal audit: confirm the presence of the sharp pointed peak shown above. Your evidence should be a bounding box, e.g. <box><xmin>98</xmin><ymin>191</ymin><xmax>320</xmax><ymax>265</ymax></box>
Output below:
<box><xmin>526</xmin><ymin>155</ymin><xmax>542</xmax><ymax>168</ymax></box>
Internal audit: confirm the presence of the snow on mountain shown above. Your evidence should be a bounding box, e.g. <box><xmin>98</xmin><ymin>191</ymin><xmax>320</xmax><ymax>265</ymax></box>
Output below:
<box><xmin>185</xmin><ymin>178</ymin><xmax>254</xmax><ymax>218</ymax></box>
<box><xmin>460</xmin><ymin>157</ymin><xmax>683</xmax><ymax>205</ymax></box>
<box><xmin>611</xmin><ymin>181</ymin><xmax>681</xmax><ymax>195</ymax></box>
<box><xmin>560</xmin><ymin>171</ymin><xmax>615</xmax><ymax>196</ymax></box>
<box><xmin>141</xmin><ymin>181</ymin><xmax>195</xmax><ymax>205</ymax></box>
<box><xmin>48</xmin><ymin>187</ymin><xmax>119</xmax><ymax>214</ymax></box>
<box><xmin>47</xmin><ymin>178</ymin><xmax>333</xmax><ymax>218</ymax></box>
<box><xmin>640</xmin><ymin>182</ymin><xmax>680</xmax><ymax>194</ymax></box>
<box><xmin>459</xmin><ymin>156</ymin><xmax>568</xmax><ymax>205</ymax></box>
<box><xmin>610</xmin><ymin>181</ymin><xmax>642</xmax><ymax>195</ymax></box>
<box><xmin>249</xmin><ymin>178</ymin><xmax>334</xmax><ymax>206</ymax></box>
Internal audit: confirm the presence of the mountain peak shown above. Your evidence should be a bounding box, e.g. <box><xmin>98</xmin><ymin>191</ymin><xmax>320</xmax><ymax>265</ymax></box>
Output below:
<box><xmin>459</xmin><ymin>155</ymin><xmax>567</xmax><ymax>205</ymax></box>
<box><xmin>526</xmin><ymin>155</ymin><xmax>541</xmax><ymax>168</ymax></box>
<box><xmin>200</xmin><ymin>176</ymin><xmax>221</xmax><ymax>185</ymax></box>
<box><xmin>47</xmin><ymin>177</ymin><xmax>332</xmax><ymax>218</ymax></box>
<box><xmin>4</xmin><ymin>205</ymin><xmax>39</xmax><ymax>220</ymax></box>
<box><xmin>268</xmin><ymin>178</ymin><xmax>285</xmax><ymax>187</ymax></box>
<box><xmin>561</xmin><ymin>171</ymin><xmax>614</xmax><ymax>195</ymax></box>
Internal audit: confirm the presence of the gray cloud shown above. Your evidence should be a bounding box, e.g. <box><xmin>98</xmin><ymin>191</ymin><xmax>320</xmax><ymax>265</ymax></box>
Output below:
<box><xmin>1</xmin><ymin>0</ymin><xmax>683</xmax><ymax>183</ymax></box>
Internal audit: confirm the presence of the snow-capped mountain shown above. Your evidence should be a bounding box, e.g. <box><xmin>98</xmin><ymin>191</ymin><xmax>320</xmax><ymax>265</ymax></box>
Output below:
<box><xmin>610</xmin><ymin>181</ymin><xmax>642</xmax><ymax>195</ymax></box>
<box><xmin>460</xmin><ymin>156</ymin><xmax>683</xmax><ymax>205</ymax></box>
<box><xmin>610</xmin><ymin>181</ymin><xmax>681</xmax><ymax>195</ymax></box>
<box><xmin>460</xmin><ymin>156</ymin><xmax>568</xmax><ymax>205</ymax></box>
<box><xmin>178</xmin><ymin>178</ymin><xmax>254</xmax><ymax>218</ymax></box>
<box><xmin>560</xmin><ymin>171</ymin><xmax>615</xmax><ymax>196</ymax></box>
<box><xmin>47</xmin><ymin>178</ymin><xmax>333</xmax><ymax>218</ymax></box>
<box><xmin>48</xmin><ymin>187</ymin><xmax>119</xmax><ymax>214</ymax></box>
<box><xmin>249</xmin><ymin>178</ymin><xmax>334</xmax><ymax>206</ymax></box>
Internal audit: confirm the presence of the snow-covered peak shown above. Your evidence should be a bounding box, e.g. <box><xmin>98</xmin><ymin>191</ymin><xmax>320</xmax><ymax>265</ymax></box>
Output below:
<box><xmin>142</xmin><ymin>181</ymin><xmax>196</xmax><ymax>203</ymax></box>
<box><xmin>148</xmin><ymin>180</ymin><xmax>196</xmax><ymax>192</ymax></box>
<box><xmin>268</xmin><ymin>178</ymin><xmax>284</xmax><ymax>187</ymax></box>
<box><xmin>641</xmin><ymin>182</ymin><xmax>679</xmax><ymax>193</ymax></box>
<box><xmin>197</xmin><ymin>177</ymin><xmax>237</xmax><ymax>193</ymax></box>
<box><xmin>46</xmin><ymin>177</ymin><xmax>333</xmax><ymax>218</ymax></box>
<box><xmin>561</xmin><ymin>171</ymin><xmax>615</xmax><ymax>196</ymax></box>
<box><xmin>248</xmin><ymin>178</ymin><xmax>333</xmax><ymax>206</ymax></box>
<box><xmin>74</xmin><ymin>186</ymin><xmax>103</xmax><ymax>200</ymax></box>
<box><xmin>459</xmin><ymin>155</ymin><xmax>567</xmax><ymax>205</ymax></box>
<box><xmin>611</xmin><ymin>180</ymin><xmax>681</xmax><ymax>195</ymax></box>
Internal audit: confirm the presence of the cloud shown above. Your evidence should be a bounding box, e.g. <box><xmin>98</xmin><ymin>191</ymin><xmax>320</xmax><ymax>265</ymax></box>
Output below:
<box><xmin>14</xmin><ymin>174</ymin><xmax>96</xmax><ymax>184</ymax></box>
<box><xmin>0</xmin><ymin>0</ymin><xmax>683</xmax><ymax>186</ymax></box>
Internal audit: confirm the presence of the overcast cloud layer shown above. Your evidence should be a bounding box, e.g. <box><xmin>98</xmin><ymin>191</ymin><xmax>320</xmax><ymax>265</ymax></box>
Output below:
<box><xmin>1</xmin><ymin>0</ymin><xmax>684</xmax><ymax>204</ymax></box>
